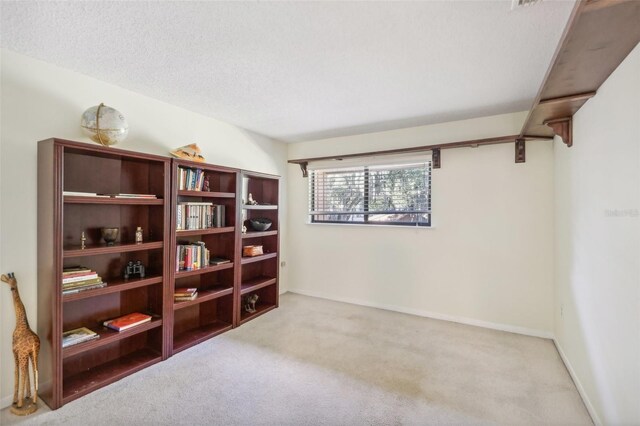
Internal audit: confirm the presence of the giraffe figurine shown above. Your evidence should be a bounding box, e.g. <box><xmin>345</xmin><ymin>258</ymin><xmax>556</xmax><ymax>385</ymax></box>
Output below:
<box><xmin>2</xmin><ymin>273</ymin><xmax>40</xmax><ymax>415</ymax></box>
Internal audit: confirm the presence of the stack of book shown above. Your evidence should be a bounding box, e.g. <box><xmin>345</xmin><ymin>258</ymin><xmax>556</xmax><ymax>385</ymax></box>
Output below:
<box><xmin>62</xmin><ymin>327</ymin><xmax>99</xmax><ymax>348</ymax></box>
<box><xmin>176</xmin><ymin>203</ymin><xmax>225</xmax><ymax>230</ymax></box>
<box><xmin>174</xmin><ymin>287</ymin><xmax>198</xmax><ymax>302</ymax></box>
<box><xmin>62</xmin><ymin>267</ymin><xmax>106</xmax><ymax>294</ymax></box>
<box><xmin>176</xmin><ymin>241</ymin><xmax>210</xmax><ymax>271</ymax></box>
<box><xmin>177</xmin><ymin>167</ymin><xmax>206</xmax><ymax>191</ymax></box>
<box><xmin>103</xmin><ymin>312</ymin><xmax>152</xmax><ymax>332</ymax></box>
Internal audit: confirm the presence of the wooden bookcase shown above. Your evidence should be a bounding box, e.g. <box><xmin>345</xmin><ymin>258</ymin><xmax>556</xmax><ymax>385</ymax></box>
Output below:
<box><xmin>38</xmin><ymin>140</ymin><xmax>279</xmax><ymax>409</ymax></box>
<box><xmin>37</xmin><ymin>139</ymin><xmax>171</xmax><ymax>409</ymax></box>
<box><xmin>169</xmin><ymin>160</ymin><xmax>238</xmax><ymax>354</ymax></box>
<box><xmin>237</xmin><ymin>171</ymin><xmax>280</xmax><ymax>324</ymax></box>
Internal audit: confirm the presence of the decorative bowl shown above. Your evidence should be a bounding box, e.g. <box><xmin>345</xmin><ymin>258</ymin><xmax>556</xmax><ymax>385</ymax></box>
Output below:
<box><xmin>100</xmin><ymin>227</ymin><xmax>119</xmax><ymax>245</ymax></box>
<box><xmin>249</xmin><ymin>218</ymin><xmax>272</xmax><ymax>232</ymax></box>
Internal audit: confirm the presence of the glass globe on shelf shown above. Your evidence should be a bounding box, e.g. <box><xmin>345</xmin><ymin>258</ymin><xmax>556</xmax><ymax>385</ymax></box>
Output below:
<box><xmin>80</xmin><ymin>103</ymin><xmax>129</xmax><ymax>146</ymax></box>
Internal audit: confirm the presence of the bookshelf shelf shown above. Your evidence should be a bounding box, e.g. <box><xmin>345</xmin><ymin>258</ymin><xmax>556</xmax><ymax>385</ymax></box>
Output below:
<box><xmin>242</xmin><ymin>230</ymin><xmax>278</xmax><ymax>239</ymax></box>
<box><xmin>62</xmin><ymin>317</ymin><xmax>163</xmax><ymax>358</ymax></box>
<box><xmin>178</xmin><ymin>190</ymin><xmax>235</xmax><ymax>198</ymax></box>
<box><xmin>64</xmin><ymin>196</ymin><xmax>164</xmax><ymax>205</ymax></box>
<box><xmin>176</xmin><ymin>226</ymin><xmax>235</xmax><ymax>237</ymax></box>
<box><xmin>62</xmin><ymin>276</ymin><xmax>163</xmax><ymax>302</ymax></box>
<box><xmin>241</xmin><ymin>276</ymin><xmax>276</xmax><ymax>295</ymax></box>
<box><xmin>240</xmin><ymin>303</ymin><xmax>277</xmax><ymax>324</ymax></box>
<box><xmin>241</xmin><ymin>252</ymin><xmax>277</xmax><ymax>265</ymax></box>
<box><xmin>62</xmin><ymin>347</ymin><xmax>162</xmax><ymax>404</ymax></box>
<box><xmin>174</xmin><ymin>262</ymin><xmax>234</xmax><ymax>278</ymax></box>
<box><xmin>174</xmin><ymin>286</ymin><xmax>234</xmax><ymax>310</ymax></box>
<box><xmin>242</xmin><ymin>204</ymin><xmax>278</xmax><ymax>210</ymax></box>
<box><xmin>172</xmin><ymin>320</ymin><xmax>233</xmax><ymax>354</ymax></box>
<box><xmin>63</xmin><ymin>241</ymin><xmax>163</xmax><ymax>258</ymax></box>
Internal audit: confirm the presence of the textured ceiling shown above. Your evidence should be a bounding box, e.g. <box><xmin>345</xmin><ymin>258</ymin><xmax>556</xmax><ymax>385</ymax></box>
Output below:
<box><xmin>0</xmin><ymin>1</ymin><xmax>575</xmax><ymax>142</ymax></box>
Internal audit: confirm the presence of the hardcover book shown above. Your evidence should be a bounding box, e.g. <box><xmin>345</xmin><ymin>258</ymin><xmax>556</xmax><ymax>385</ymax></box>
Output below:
<box><xmin>103</xmin><ymin>312</ymin><xmax>152</xmax><ymax>332</ymax></box>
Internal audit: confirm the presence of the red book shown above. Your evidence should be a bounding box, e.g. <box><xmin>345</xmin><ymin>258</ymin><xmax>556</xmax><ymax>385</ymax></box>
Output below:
<box><xmin>103</xmin><ymin>313</ymin><xmax>152</xmax><ymax>332</ymax></box>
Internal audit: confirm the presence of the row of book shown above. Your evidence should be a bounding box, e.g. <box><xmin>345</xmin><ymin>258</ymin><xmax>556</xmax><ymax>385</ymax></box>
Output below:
<box><xmin>61</xmin><ymin>312</ymin><xmax>152</xmax><ymax>348</ymax></box>
<box><xmin>176</xmin><ymin>202</ymin><xmax>225</xmax><ymax>230</ymax></box>
<box><xmin>177</xmin><ymin>167</ymin><xmax>206</xmax><ymax>191</ymax></box>
<box><xmin>62</xmin><ymin>266</ymin><xmax>106</xmax><ymax>295</ymax></box>
<box><xmin>176</xmin><ymin>241</ymin><xmax>210</xmax><ymax>271</ymax></box>
<box><xmin>174</xmin><ymin>287</ymin><xmax>198</xmax><ymax>302</ymax></box>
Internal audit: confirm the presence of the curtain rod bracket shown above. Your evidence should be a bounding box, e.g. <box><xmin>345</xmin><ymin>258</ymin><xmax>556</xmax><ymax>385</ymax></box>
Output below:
<box><xmin>515</xmin><ymin>138</ymin><xmax>526</xmax><ymax>163</ymax></box>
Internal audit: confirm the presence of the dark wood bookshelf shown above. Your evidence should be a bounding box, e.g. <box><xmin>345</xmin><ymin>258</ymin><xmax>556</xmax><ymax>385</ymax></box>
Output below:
<box><xmin>63</xmin><ymin>241</ymin><xmax>164</xmax><ymax>257</ymax></box>
<box><xmin>38</xmin><ymin>138</ymin><xmax>171</xmax><ymax>410</ymax></box>
<box><xmin>237</xmin><ymin>170</ymin><xmax>280</xmax><ymax>325</ymax></box>
<box><xmin>241</xmin><ymin>252</ymin><xmax>277</xmax><ymax>265</ymax></box>
<box><xmin>62</xmin><ymin>275</ymin><xmax>163</xmax><ymax>302</ymax></box>
<box><xmin>173</xmin><ymin>286</ymin><xmax>234</xmax><ymax>310</ymax></box>
<box><xmin>170</xmin><ymin>159</ymin><xmax>240</xmax><ymax>354</ymax></box>
<box><xmin>38</xmin><ymin>139</ymin><xmax>279</xmax><ymax>409</ymax></box>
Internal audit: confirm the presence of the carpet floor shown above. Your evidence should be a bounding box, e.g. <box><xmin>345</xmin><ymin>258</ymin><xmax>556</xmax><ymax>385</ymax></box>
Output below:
<box><xmin>2</xmin><ymin>293</ymin><xmax>592</xmax><ymax>425</ymax></box>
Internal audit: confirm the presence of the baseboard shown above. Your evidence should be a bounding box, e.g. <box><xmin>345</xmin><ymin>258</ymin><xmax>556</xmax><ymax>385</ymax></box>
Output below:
<box><xmin>1</xmin><ymin>394</ymin><xmax>13</xmax><ymax>410</ymax></box>
<box><xmin>553</xmin><ymin>339</ymin><xmax>601</xmax><ymax>426</ymax></box>
<box><xmin>287</xmin><ymin>288</ymin><xmax>553</xmax><ymax>339</ymax></box>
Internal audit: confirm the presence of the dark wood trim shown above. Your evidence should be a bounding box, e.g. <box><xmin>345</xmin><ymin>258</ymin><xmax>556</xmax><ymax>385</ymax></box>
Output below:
<box><xmin>515</xmin><ymin>139</ymin><xmax>526</xmax><ymax>163</ymax></box>
<box><xmin>288</xmin><ymin>134</ymin><xmax>551</xmax><ymax>173</ymax></box>
<box><xmin>519</xmin><ymin>0</ymin><xmax>640</xmax><ymax>139</ymax></box>
<box><xmin>544</xmin><ymin>117</ymin><xmax>573</xmax><ymax>147</ymax></box>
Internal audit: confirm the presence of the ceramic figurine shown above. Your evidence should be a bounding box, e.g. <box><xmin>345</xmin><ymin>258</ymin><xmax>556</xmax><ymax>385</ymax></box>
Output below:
<box><xmin>244</xmin><ymin>294</ymin><xmax>259</xmax><ymax>313</ymax></box>
<box><xmin>135</xmin><ymin>227</ymin><xmax>143</xmax><ymax>244</ymax></box>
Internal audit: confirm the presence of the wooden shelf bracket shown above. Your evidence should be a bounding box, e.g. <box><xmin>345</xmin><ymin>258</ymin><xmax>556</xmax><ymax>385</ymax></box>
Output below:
<box><xmin>432</xmin><ymin>148</ymin><xmax>441</xmax><ymax>169</ymax></box>
<box><xmin>298</xmin><ymin>162</ymin><xmax>309</xmax><ymax>178</ymax></box>
<box><xmin>544</xmin><ymin>117</ymin><xmax>573</xmax><ymax>147</ymax></box>
<box><xmin>515</xmin><ymin>139</ymin><xmax>526</xmax><ymax>163</ymax></box>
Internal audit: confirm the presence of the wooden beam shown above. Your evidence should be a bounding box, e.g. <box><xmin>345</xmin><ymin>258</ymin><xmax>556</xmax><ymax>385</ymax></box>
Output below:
<box><xmin>520</xmin><ymin>0</ymin><xmax>640</xmax><ymax>139</ymax></box>
<box><xmin>288</xmin><ymin>134</ymin><xmax>549</xmax><ymax>167</ymax></box>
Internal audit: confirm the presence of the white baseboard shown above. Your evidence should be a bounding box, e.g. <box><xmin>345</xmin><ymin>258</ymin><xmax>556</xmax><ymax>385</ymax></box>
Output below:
<box><xmin>287</xmin><ymin>288</ymin><xmax>553</xmax><ymax>339</ymax></box>
<box><xmin>1</xmin><ymin>394</ymin><xmax>13</xmax><ymax>410</ymax></box>
<box><xmin>553</xmin><ymin>339</ymin><xmax>601</xmax><ymax>426</ymax></box>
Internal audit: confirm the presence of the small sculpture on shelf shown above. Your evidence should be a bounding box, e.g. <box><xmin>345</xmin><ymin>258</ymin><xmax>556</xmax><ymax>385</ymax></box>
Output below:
<box><xmin>135</xmin><ymin>227</ymin><xmax>143</xmax><ymax>244</ymax></box>
<box><xmin>246</xmin><ymin>193</ymin><xmax>258</xmax><ymax>205</ymax></box>
<box><xmin>2</xmin><ymin>273</ymin><xmax>40</xmax><ymax>415</ymax></box>
<box><xmin>123</xmin><ymin>261</ymin><xmax>145</xmax><ymax>280</ymax></box>
<box><xmin>241</xmin><ymin>225</ymin><xmax>247</xmax><ymax>234</ymax></box>
<box><xmin>202</xmin><ymin>176</ymin><xmax>210</xmax><ymax>192</ymax></box>
<box><xmin>244</xmin><ymin>294</ymin><xmax>259</xmax><ymax>313</ymax></box>
<box><xmin>100</xmin><ymin>227</ymin><xmax>119</xmax><ymax>246</ymax></box>
<box><xmin>80</xmin><ymin>232</ymin><xmax>87</xmax><ymax>250</ymax></box>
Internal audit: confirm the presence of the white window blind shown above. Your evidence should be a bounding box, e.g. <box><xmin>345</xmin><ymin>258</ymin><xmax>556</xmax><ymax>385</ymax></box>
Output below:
<box><xmin>309</xmin><ymin>161</ymin><xmax>432</xmax><ymax>226</ymax></box>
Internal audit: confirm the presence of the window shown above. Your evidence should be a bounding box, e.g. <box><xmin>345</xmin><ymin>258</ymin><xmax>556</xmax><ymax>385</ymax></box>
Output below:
<box><xmin>309</xmin><ymin>160</ymin><xmax>431</xmax><ymax>226</ymax></box>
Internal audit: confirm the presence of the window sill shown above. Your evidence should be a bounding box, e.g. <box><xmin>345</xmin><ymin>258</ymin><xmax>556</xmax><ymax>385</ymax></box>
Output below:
<box><xmin>306</xmin><ymin>222</ymin><xmax>435</xmax><ymax>229</ymax></box>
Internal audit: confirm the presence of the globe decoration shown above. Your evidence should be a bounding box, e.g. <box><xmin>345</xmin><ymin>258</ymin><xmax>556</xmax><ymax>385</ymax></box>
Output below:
<box><xmin>80</xmin><ymin>103</ymin><xmax>128</xmax><ymax>146</ymax></box>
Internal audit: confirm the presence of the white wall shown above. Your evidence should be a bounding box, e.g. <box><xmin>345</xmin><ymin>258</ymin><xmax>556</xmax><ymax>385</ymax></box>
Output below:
<box><xmin>0</xmin><ymin>49</ymin><xmax>289</xmax><ymax>407</ymax></box>
<box><xmin>554</xmin><ymin>44</ymin><xmax>640</xmax><ymax>425</ymax></box>
<box><xmin>288</xmin><ymin>112</ymin><xmax>555</xmax><ymax>336</ymax></box>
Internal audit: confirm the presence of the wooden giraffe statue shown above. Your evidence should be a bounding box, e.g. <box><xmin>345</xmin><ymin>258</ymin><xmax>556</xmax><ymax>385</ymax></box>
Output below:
<box><xmin>2</xmin><ymin>272</ymin><xmax>40</xmax><ymax>415</ymax></box>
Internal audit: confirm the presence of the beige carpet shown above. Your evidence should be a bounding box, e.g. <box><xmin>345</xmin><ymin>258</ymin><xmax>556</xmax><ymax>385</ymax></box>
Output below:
<box><xmin>2</xmin><ymin>293</ymin><xmax>591</xmax><ymax>425</ymax></box>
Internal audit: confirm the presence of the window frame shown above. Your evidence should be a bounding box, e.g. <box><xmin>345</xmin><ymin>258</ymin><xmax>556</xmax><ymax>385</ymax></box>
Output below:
<box><xmin>308</xmin><ymin>160</ymin><xmax>432</xmax><ymax>228</ymax></box>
